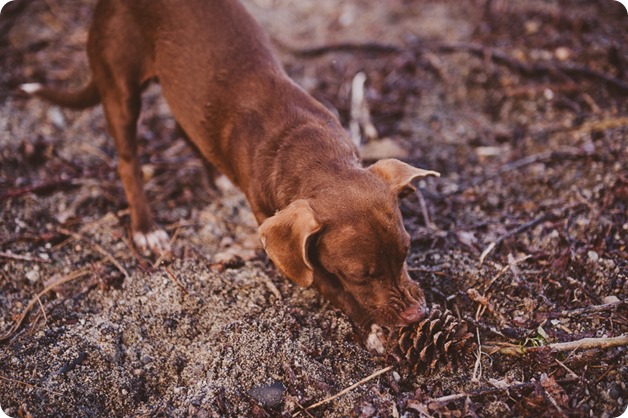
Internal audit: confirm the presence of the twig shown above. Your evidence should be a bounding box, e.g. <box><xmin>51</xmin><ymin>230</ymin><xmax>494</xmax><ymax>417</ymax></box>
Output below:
<box><xmin>94</xmin><ymin>243</ymin><xmax>130</xmax><ymax>279</ymax></box>
<box><xmin>427</xmin><ymin>377</ymin><xmax>578</xmax><ymax>404</ymax></box>
<box><xmin>485</xmin><ymin>254</ymin><xmax>532</xmax><ymax>292</ymax></box>
<box><xmin>0</xmin><ymin>251</ymin><xmax>52</xmax><ymax>264</ymax></box>
<box><xmin>153</xmin><ymin>228</ymin><xmax>180</xmax><ymax>268</ymax></box>
<box><xmin>350</xmin><ymin>71</ymin><xmax>378</xmax><ymax>148</ymax></box>
<box><xmin>479</xmin><ymin>214</ymin><xmax>547</xmax><ymax>265</ymax></box>
<box><xmin>472</xmin><ymin>329</ymin><xmax>482</xmax><ymax>383</ymax></box>
<box><xmin>427</xmin><ymin>41</ymin><xmax>628</xmax><ymax>94</ymax></box>
<box><xmin>259</xmin><ymin>274</ymin><xmax>282</xmax><ymax>300</ymax></box>
<box><xmin>553</xmin><ymin>300</ymin><xmax>627</xmax><ymax>318</ymax></box>
<box><xmin>285</xmin><ymin>41</ymin><xmax>400</xmax><ymax>57</ymax></box>
<box><xmin>446</xmin><ymin>149</ymin><xmax>588</xmax><ymax>197</ymax></box>
<box><xmin>294</xmin><ymin>366</ymin><xmax>392</xmax><ymax>415</ymax></box>
<box><xmin>541</xmin><ymin>385</ymin><xmax>567</xmax><ymax>418</ymax></box>
<box><xmin>574</xmin><ymin>116</ymin><xmax>628</xmax><ymax>133</ymax></box>
<box><xmin>484</xmin><ymin>334</ymin><xmax>628</xmax><ymax>356</ymax></box>
<box><xmin>35</xmin><ymin>294</ymin><xmax>48</xmax><ymax>324</ymax></box>
<box><xmin>58</xmin><ymin>227</ymin><xmax>130</xmax><ymax>279</ymax></box>
<box><xmin>0</xmin><ymin>374</ymin><xmax>63</xmax><ymax>396</ymax></box>
<box><xmin>0</xmin><ymin>179</ymin><xmax>80</xmax><ymax>201</ymax></box>
<box><xmin>164</xmin><ymin>266</ymin><xmax>189</xmax><ymax>295</ymax></box>
<box><xmin>286</xmin><ymin>394</ymin><xmax>316</xmax><ymax>418</ymax></box>
<box><xmin>415</xmin><ymin>188</ymin><xmax>437</xmax><ymax>230</ymax></box>
<box><xmin>0</xmin><ymin>267</ymin><xmax>91</xmax><ymax>343</ymax></box>
<box><xmin>554</xmin><ymin>359</ymin><xmax>578</xmax><ymax>379</ymax></box>
<box><xmin>286</xmin><ymin>40</ymin><xmax>628</xmax><ymax>94</ymax></box>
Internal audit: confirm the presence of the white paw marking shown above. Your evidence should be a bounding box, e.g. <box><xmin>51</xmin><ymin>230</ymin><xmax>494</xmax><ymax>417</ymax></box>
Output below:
<box><xmin>133</xmin><ymin>229</ymin><xmax>171</xmax><ymax>255</ymax></box>
<box><xmin>19</xmin><ymin>83</ymin><xmax>42</xmax><ymax>94</ymax></box>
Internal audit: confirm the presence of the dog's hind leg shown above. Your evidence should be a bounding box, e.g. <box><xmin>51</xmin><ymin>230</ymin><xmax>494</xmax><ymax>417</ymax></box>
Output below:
<box><xmin>87</xmin><ymin>2</ymin><xmax>170</xmax><ymax>255</ymax></box>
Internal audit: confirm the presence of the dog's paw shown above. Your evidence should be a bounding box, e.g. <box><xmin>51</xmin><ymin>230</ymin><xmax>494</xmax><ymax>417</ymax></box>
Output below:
<box><xmin>133</xmin><ymin>229</ymin><xmax>171</xmax><ymax>255</ymax></box>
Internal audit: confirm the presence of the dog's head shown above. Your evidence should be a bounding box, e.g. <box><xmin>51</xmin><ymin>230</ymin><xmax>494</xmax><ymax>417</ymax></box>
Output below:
<box><xmin>259</xmin><ymin>159</ymin><xmax>439</xmax><ymax>328</ymax></box>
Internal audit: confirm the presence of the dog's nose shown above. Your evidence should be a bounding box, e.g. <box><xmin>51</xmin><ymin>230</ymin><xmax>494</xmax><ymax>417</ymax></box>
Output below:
<box><xmin>400</xmin><ymin>304</ymin><xmax>427</xmax><ymax>324</ymax></box>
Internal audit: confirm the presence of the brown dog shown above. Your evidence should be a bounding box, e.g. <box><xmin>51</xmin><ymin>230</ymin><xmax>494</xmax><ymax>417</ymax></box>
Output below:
<box><xmin>21</xmin><ymin>0</ymin><xmax>439</xmax><ymax>328</ymax></box>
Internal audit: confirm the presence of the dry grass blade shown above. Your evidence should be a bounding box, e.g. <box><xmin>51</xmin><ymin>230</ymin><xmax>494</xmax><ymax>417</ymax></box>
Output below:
<box><xmin>0</xmin><ymin>251</ymin><xmax>52</xmax><ymax>264</ymax></box>
<box><xmin>164</xmin><ymin>266</ymin><xmax>189</xmax><ymax>295</ymax></box>
<box><xmin>0</xmin><ymin>374</ymin><xmax>63</xmax><ymax>396</ymax></box>
<box><xmin>57</xmin><ymin>227</ymin><xmax>129</xmax><ymax>279</ymax></box>
<box><xmin>426</xmin><ymin>377</ymin><xmax>579</xmax><ymax>404</ymax></box>
<box><xmin>293</xmin><ymin>366</ymin><xmax>392</xmax><ymax>416</ymax></box>
<box><xmin>0</xmin><ymin>267</ymin><xmax>91</xmax><ymax>343</ymax></box>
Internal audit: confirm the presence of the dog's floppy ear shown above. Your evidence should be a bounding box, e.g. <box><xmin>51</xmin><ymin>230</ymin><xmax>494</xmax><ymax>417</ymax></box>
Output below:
<box><xmin>368</xmin><ymin>158</ymin><xmax>440</xmax><ymax>198</ymax></box>
<box><xmin>259</xmin><ymin>199</ymin><xmax>321</xmax><ymax>287</ymax></box>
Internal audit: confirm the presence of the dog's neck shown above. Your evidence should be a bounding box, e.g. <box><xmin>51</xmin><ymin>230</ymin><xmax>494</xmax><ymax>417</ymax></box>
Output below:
<box><xmin>216</xmin><ymin>80</ymin><xmax>360</xmax><ymax>223</ymax></box>
<box><xmin>252</xmin><ymin>121</ymin><xmax>361</xmax><ymax>221</ymax></box>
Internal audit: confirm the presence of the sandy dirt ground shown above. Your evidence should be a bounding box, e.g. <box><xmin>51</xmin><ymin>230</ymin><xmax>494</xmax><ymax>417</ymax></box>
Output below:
<box><xmin>1</xmin><ymin>0</ymin><xmax>627</xmax><ymax>416</ymax></box>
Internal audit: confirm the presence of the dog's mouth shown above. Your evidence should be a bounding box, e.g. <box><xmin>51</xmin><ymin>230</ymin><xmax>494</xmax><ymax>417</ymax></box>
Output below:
<box><xmin>370</xmin><ymin>298</ymin><xmax>428</xmax><ymax>327</ymax></box>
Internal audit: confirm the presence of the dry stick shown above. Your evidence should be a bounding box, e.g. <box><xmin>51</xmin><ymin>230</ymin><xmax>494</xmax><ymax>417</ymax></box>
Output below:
<box><xmin>0</xmin><ymin>251</ymin><xmax>52</xmax><ymax>264</ymax></box>
<box><xmin>446</xmin><ymin>149</ymin><xmax>585</xmax><ymax>198</ymax></box>
<box><xmin>0</xmin><ymin>374</ymin><xmax>63</xmax><ymax>396</ymax></box>
<box><xmin>93</xmin><ymin>243</ymin><xmax>130</xmax><ymax>279</ymax></box>
<box><xmin>294</xmin><ymin>366</ymin><xmax>392</xmax><ymax>416</ymax></box>
<box><xmin>287</xmin><ymin>41</ymin><xmax>400</xmax><ymax>57</ymax></box>
<box><xmin>0</xmin><ymin>267</ymin><xmax>90</xmax><ymax>343</ymax></box>
<box><xmin>427</xmin><ymin>377</ymin><xmax>578</xmax><ymax>404</ymax></box>
<box><xmin>0</xmin><ymin>179</ymin><xmax>79</xmax><ymax>201</ymax></box>
<box><xmin>349</xmin><ymin>71</ymin><xmax>378</xmax><ymax>147</ymax></box>
<box><xmin>472</xmin><ymin>329</ymin><xmax>483</xmax><ymax>383</ymax></box>
<box><xmin>428</xmin><ymin>41</ymin><xmax>628</xmax><ymax>94</ymax></box>
<box><xmin>485</xmin><ymin>254</ymin><xmax>532</xmax><ymax>292</ymax></box>
<box><xmin>415</xmin><ymin>188</ymin><xmax>437</xmax><ymax>230</ymax></box>
<box><xmin>152</xmin><ymin>228</ymin><xmax>180</xmax><ymax>269</ymax></box>
<box><xmin>479</xmin><ymin>202</ymin><xmax>586</xmax><ymax>265</ymax></box>
<box><xmin>286</xmin><ymin>394</ymin><xmax>316</xmax><ymax>418</ymax></box>
<box><xmin>58</xmin><ymin>227</ymin><xmax>129</xmax><ymax>279</ymax></box>
<box><xmin>163</xmin><ymin>266</ymin><xmax>189</xmax><ymax>295</ymax></box>
<box><xmin>484</xmin><ymin>334</ymin><xmax>628</xmax><ymax>356</ymax></box>
<box><xmin>532</xmin><ymin>117</ymin><xmax>628</xmax><ymax>141</ymax></box>
<box><xmin>555</xmin><ymin>300</ymin><xmax>627</xmax><ymax>318</ymax></box>
<box><xmin>35</xmin><ymin>295</ymin><xmax>48</xmax><ymax>324</ymax></box>
<box><xmin>478</xmin><ymin>213</ymin><xmax>547</xmax><ymax>265</ymax></box>
<box><xmin>287</xmin><ymin>40</ymin><xmax>628</xmax><ymax>94</ymax></box>
<box><xmin>554</xmin><ymin>359</ymin><xmax>578</xmax><ymax>379</ymax></box>
<box><xmin>541</xmin><ymin>386</ymin><xmax>568</xmax><ymax>418</ymax></box>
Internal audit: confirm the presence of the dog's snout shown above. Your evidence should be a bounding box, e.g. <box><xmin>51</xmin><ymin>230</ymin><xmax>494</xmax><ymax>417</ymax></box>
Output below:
<box><xmin>400</xmin><ymin>303</ymin><xmax>427</xmax><ymax>324</ymax></box>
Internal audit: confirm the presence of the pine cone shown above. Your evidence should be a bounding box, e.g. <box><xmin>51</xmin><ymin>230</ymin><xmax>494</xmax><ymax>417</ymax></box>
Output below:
<box><xmin>387</xmin><ymin>306</ymin><xmax>476</xmax><ymax>375</ymax></box>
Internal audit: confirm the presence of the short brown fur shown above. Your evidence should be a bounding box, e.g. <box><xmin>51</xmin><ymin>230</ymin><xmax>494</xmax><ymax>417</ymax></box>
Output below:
<box><xmin>25</xmin><ymin>0</ymin><xmax>440</xmax><ymax>327</ymax></box>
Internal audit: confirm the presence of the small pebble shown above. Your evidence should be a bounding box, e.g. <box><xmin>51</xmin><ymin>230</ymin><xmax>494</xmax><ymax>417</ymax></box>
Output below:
<box><xmin>47</xmin><ymin>107</ymin><xmax>66</xmax><ymax>129</ymax></box>
<box><xmin>587</xmin><ymin>250</ymin><xmax>599</xmax><ymax>262</ymax></box>
<box><xmin>524</xmin><ymin>20</ymin><xmax>541</xmax><ymax>34</ymax></box>
<box><xmin>603</xmin><ymin>295</ymin><xmax>620</xmax><ymax>304</ymax></box>
<box><xmin>26</xmin><ymin>270</ymin><xmax>40</xmax><ymax>283</ymax></box>
<box><xmin>248</xmin><ymin>380</ymin><xmax>285</xmax><ymax>408</ymax></box>
<box><xmin>555</xmin><ymin>47</ymin><xmax>571</xmax><ymax>61</ymax></box>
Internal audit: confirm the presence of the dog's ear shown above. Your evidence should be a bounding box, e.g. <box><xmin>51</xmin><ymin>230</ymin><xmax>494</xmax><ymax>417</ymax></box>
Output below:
<box><xmin>368</xmin><ymin>158</ymin><xmax>440</xmax><ymax>198</ymax></box>
<box><xmin>259</xmin><ymin>199</ymin><xmax>321</xmax><ymax>287</ymax></box>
